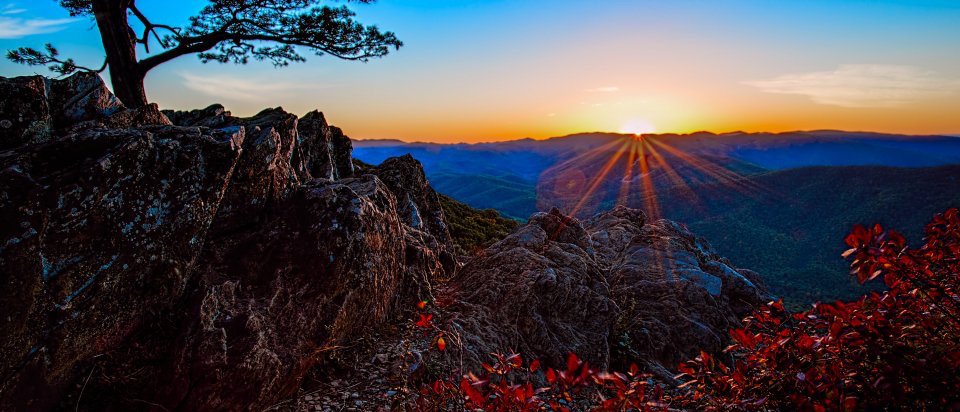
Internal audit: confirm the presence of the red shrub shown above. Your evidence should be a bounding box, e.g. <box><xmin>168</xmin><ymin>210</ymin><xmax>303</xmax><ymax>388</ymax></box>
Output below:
<box><xmin>418</xmin><ymin>208</ymin><xmax>960</xmax><ymax>411</ymax></box>
<box><xmin>417</xmin><ymin>352</ymin><xmax>667</xmax><ymax>411</ymax></box>
<box><xmin>676</xmin><ymin>208</ymin><xmax>960</xmax><ymax>411</ymax></box>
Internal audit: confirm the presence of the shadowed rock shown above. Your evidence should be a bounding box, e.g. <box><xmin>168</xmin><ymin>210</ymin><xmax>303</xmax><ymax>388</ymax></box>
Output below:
<box><xmin>0</xmin><ymin>72</ymin><xmax>169</xmax><ymax>151</ymax></box>
<box><xmin>448</xmin><ymin>208</ymin><xmax>616</xmax><ymax>369</ymax></box>
<box><xmin>442</xmin><ymin>205</ymin><xmax>768</xmax><ymax>376</ymax></box>
<box><xmin>0</xmin><ymin>125</ymin><xmax>244</xmax><ymax>410</ymax></box>
<box><xmin>0</xmin><ymin>73</ymin><xmax>450</xmax><ymax>411</ymax></box>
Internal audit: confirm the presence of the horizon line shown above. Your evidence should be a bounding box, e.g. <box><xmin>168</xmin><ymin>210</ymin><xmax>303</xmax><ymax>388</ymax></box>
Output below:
<box><xmin>351</xmin><ymin>129</ymin><xmax>960</xmax><ymax>146</ymax></box>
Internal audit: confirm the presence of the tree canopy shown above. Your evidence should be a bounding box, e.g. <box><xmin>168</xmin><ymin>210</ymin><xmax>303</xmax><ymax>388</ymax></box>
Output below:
<box><xmin>7</xmin><ymin>0</ymin><xmax>401</xmax><ymax>107</ymax></box>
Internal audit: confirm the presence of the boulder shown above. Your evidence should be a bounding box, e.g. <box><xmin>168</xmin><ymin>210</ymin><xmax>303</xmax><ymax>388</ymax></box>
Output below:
<box><xmin>440</xmin><ymin>205</ymin><xmax>768</xmax><ymax>374</ymax></box>
<box><xmin>0</xmin><ymin>73</ymin><xmax>449</xmax><ymax>411</ymax></box>
<box><xmin>161</xmin><ymin>175</ymin><xmax>410</xmax><ymax>410</ymax></box>
<box><xmin>0</xmin><ymin>72</ymin><xmax>169</xmax><ymax>151</ymax></box>
<box><xmin>0</xmin><ymin>125</ymin><xmax>244</xmax><ymax>410</ymax></box>
<box><xmin>586</xmin><ymin>206</ymin><xmax>768</xmax><ymax>373</ymax></box>
<box><xmin>446</xmin><ymin>208</ymin><xmax>617</xmax><ymax>369</ymax></box>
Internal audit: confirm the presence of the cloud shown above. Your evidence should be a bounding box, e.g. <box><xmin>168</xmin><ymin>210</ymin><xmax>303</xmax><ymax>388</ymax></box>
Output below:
<box><xmin>586</xmin><ymin>86</ymin><xmax>620</xmax><ymax>93</ymax></box>
<box><xmin>745</xmin><ymin>64</ymin><xmax>956</xmax><ymax>108</ymax></box>
<box><xmin>0</xmin><ymin>15</ymin><xmax>74</xmax><ymax>38</ymax></box>
<box><xmin>2</xmin><ymin>4</ymin><xmax>26</xmax><ymax>14</ymax></box>
<box><xmin>181</xmin><ymin>73</ymin><xmax>329</xmax><ymax>101</ymax></box>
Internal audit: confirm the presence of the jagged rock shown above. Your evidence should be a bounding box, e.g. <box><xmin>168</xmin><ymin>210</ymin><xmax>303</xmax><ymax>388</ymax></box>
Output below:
<box><xmin>0</xmin><ymin>75</ymin><xmax>51</xmax><ymax>149</ymax></box>
<box><xmin>441</xmin><ymin>205</ymin><xmax>768</xmax><ymax>374</ymax></box>
<box><xmin>45</xmin><ymin>71</ymin><xmax>125</xmax><ymax>128</ymax></box>
<box><xmin>371</xmin><ymin>155</ymin><xmax>452</xmax><ymax>248</ymax></box>
<box><xmin>294</xmin><ymin>110</ymin><xmax>354</xmax><ymax>181</ymax></box>
<box><xmin>72</xmin><ymin>103</ymin><xmax>172</xmax><ymax>131</ymax></box>
<box><xmin>0</xmin><ymin>74</ymin><xmax>450</xmax><ymax>411</ymax></box>
<box><xmin>0</xmin><ymin>125</ymin><xmax>244</xmax><ymax>410</ymax></box>
<box><xmin>370</xmin><ymin>154</ymin><xmax>457</xmax><ymax>275</ymax></box>
<box><xmin>162</xmin><ymin>175</ymin><xmax>410</xmax><ymax>410</ymax></box>
<box><xmin>447</xmin><ymin>208</ymin><xmax>617</xmax><ymax>369</ymax></box>
<box><xmin>162</xmin><ymin>104</ymin><xmax>239</xmax><ymax>129</ymax></box>
<box><xmin>0</xmin><ymin>72</ymin><xmax>169</xmax><ymax>151</ymax></box>
<box><xmin>211</xmin><ymin>107</ymin><xmax>302</xmax><ymax>226</ymax></box>
<box><xmin>586</xmin><ymin>206</ymin><xmax>767</xmax><ymax>373</ymax></box>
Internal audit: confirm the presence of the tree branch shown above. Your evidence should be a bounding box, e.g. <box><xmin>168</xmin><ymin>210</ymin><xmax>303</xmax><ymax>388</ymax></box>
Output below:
<box><xmin>128</xmin><ymin>2</ymin><xmax>181</xmax><ymax>53</ymax></box>
<box><xmin>6</xmin><ymin>44</ymin><xmax>107</xmax><ymax>76</ymax></box>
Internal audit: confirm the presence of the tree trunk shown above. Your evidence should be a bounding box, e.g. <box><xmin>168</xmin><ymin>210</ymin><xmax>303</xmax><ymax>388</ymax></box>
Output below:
<box><xmin>92</xmin><ymin>0</ymin><xmax>147</xmax><ymax>108</ymax></box>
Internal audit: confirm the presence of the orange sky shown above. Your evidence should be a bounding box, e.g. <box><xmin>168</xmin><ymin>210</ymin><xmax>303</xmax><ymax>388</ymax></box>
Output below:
<box><xmin>4</xmin><ymin>1</ymin><xmax>959</xmax><ymax>143</ymax></box>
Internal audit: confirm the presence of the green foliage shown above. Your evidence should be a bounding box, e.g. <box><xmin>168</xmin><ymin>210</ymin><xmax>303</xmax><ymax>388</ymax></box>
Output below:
<box><xmin>439</xmin><ymin>194</ymin><xmax>519</xmax><ymax>256</ymax></box>
<box><xmin>6</xmin><ymin>43</ymin><xmax>104</xmax><ymax>76</ymax></box>
<box><xmin>431</xmin><ymin>172</ymin><xmax>537</xmax><ymax>221</ymax></box>
<box><xmin>653</xmin><ymin>165</ymin><xmax>960</xmax><ymax>308</ymax></box>
<box><xmin>676</xmin><ymin>209</ymin><xmax>960</xmax><ymax>411</ymax></box>
<box><xmin>7</xmin><ymin>0</ymin><xmax>401</xmax><ymax>91</ymax></box>
<box><xmin>182</xmin><ymin>0</ymin><xmax>401</xmax><ymax>67</ymax></box>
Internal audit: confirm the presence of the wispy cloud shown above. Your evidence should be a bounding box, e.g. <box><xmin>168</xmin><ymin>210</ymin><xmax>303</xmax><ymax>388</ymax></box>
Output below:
<box><xmin>745</xmin><ymin>64</ymin><xmax>955</xmax><ymax>108</ymax></box>
<box><xmin>2</xmin><ymin>4</ymin><xmax>26</xmax><ymax>14</ymax></box>
<box><xmin>0</xmin><ymin>3</ymin><xmax>73</xmax><ymax>38</ymax></box>
<box><xmin>586</xmin><ymin>86</ymin><xmax>620</xmax><ymax>93</ymax></box>
<box><xmin>181</xmin><ymin>73</ymin><xmax>329</xmax><ymax>101</ymax></box>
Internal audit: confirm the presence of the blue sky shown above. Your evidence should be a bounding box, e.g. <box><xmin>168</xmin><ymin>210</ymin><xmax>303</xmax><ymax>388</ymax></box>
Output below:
<box><xmin>1</xmin><ymin>0</ymin><xmax>959</xmax><ymax>142</ymax></box>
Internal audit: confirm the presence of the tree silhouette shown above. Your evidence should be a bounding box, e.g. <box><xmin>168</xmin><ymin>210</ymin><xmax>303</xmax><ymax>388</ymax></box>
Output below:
<box><xmin>6</xmin><ymin>0</ymin><xmax>401</xmax><ymax>108</ymax></box>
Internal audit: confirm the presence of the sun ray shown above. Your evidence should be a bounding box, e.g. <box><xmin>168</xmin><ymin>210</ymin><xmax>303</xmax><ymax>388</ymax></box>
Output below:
<box><xmin>635</xmin><ymin>139</ymin><xmax>662</xmax><ymax>221</ymax></box>
<box><xmin>617</xmin><ymin>138</ymin><xmax>639</xmax><ymax>206</ymax></box>
<box><xmin>547</xmin><ymin>138</ymin><xmax>630</xmax><ymax>171</ymax></box>
<box><xmin>646</xmin><ymin>137</ymin><xmax>775</xmax><ymax>199</ymax></box>
<box><xmin>568</xmin><ymin>139</ymin><xmax>632</xmax><ymax>218</ymax></box>
<box><xmin>641</xmin><ymin>138</ymin><xmax>706</xmax><ymax>214</ymax></box>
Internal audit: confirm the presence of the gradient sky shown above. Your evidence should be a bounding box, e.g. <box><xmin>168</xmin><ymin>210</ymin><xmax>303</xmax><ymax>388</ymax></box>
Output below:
<box><xmin>1</xmin><ymin>0</ymin><xmax>959</xmax><ymax>142</ymax></box>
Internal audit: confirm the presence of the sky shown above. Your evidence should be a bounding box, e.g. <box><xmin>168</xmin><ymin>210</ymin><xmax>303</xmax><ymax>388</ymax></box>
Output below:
<box><xmin>1</xmin><ymin>0</ymin><xmax>959</xmax><ymax>143</ymax></box>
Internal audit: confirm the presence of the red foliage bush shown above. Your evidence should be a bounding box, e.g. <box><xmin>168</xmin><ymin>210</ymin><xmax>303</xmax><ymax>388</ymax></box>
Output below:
<box><xmin>677</xmin><ymin>208</ymin><xmax>960</xmax><ymax>411</ymax></box>
<box><xmin>417</xmin><ymin>208</ymin><xmax>960</xmax><ymax>411</ymax></box>
<box><xmin>416</xmin><ymin>352</ymin><xmax>666</xmax><ymax>411</ymax></box>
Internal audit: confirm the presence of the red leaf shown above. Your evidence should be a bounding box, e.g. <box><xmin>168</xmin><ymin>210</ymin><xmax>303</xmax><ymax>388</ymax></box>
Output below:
<box><xmin>460</xmin><ymin>378</ymin><xmax>485</xmax><ymax>406</ymax></box>
<box><xmin>546</xmin><ymin>368</ymin><xmax>557</xmax><ymax>384</ymax></box>
<box><xmin>437</xmin><ymin>336</ymin><xmax>447</xmax><ymax>351</ymax></box>
<box><xmin>415</xmin><ymin>313</ymin><xmax>433</xmax><ymax>328</ymax></box>
<box><xmin>566</xmin><ymin>353</ymin><xmax>581</xmax><ymax>373</ymax></box>
<box><xmin>529</xmin><ymin>359</ymin><xmax>540</xmax><ymax>372</ymax></box>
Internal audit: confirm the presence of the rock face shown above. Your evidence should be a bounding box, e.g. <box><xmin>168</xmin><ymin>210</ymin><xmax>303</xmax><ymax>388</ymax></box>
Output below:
<box><xmin>587</xmin><ymin>206</ymin><xmax>766</xmax><ymax>372</ymax></box>
<box><xmin>0</xmin><ymin>124</ymin><xmax>243</xmax><ymax>410</ymax></box>
<box><xmin>0</xmin><ymin>73</ymin><xmax>449</xmax><ymax>411</ymax></box>
<box><xmin>0</xmin><ymin>72</ymin><xmax>170</xmax><ymax>151</ymax></box>
<box><xmin>449</xmin><ymin>209</ymin><xmax>617</xmax><ymax>369</ymax></box>
<box><xmin>445</xmin><ymin>205</ymin><xmax>768</xmax><ymax>374</ymax></box>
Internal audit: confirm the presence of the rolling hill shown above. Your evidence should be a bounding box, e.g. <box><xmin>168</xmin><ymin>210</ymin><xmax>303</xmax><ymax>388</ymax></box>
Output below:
<box><xmin>353</xmin><ymin>132</ymin><xmax>960</xmax><ymax>306</ymax></box>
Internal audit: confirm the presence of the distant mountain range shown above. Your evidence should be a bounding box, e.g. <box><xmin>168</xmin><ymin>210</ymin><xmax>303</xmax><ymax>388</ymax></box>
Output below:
<box><xmin>353</xmin><ymin>131</ymin><xmax>960</xmax><ymax>306</ymax></box>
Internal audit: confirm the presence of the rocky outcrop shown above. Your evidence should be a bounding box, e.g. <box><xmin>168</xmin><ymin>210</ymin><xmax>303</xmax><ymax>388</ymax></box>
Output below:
<box><xmin>0</xmin><ymin>124</ymin><xmax>243</xmax><ymax>411</ymax></box>
<box><xmin>0</xmin><ymin>72</ymin><xmax>170</xmax><ymax>151</ymax></box>
<box><xmin>0</xmin><ymin>72</ymin><xmax>767</xmax><ymax>411</ymax></box>
<box><xmin>442</xmin><ymin>205</ymin><xmax>768</xmax><ymax>374</ymax></box>
<box><xmin>0</xmin><ymin>73</ymin><xmax>448</xmax><ymax>411</ymax></box>
<box><xmin>163</xmin><ymin>175</ymin><xmax>410</xmax><ymax>410</ymax></box>
<box><xmin>370</xmin><ymin>154</ymin><xmax>456</xmax><ymax>274</ymax></box>
<box><xmin>587</xmin><ymin>206</ymin><xmax>766</xmax><ymax>373</ymax></box>
<box><xmin>447</xmin><ymin>209</ymin><xmax>617</xmax><ymax>369</ymax></box>
<box><xmin>372</xmin><ymin>155</ymin><xmax>451</xmax><ymax>243</ymax></box>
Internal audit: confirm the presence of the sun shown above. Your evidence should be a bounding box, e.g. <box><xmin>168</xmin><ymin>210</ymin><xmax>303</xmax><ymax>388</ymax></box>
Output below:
<box><xmin>619</xmin><ymin>119</ymin><xmax>657</xmax><ymax>135</ymax></box>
